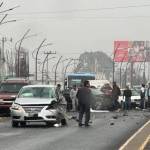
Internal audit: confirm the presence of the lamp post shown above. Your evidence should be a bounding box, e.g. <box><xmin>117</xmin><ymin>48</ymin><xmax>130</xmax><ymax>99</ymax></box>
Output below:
<box><xmin>15</xmin><ymin>29</ymin><xmax>30</xmax><ymax>77</ymax></box>
<box><xmin>64</xmin><ymin>58</ymin><xmax>73</xmax><ymax>89</ymax></box>
<box><xmin>54</xmin><ymin>56</ymin><xmax>63</xmax><ymax>85</ymax></box>
<box><xmin>35</xmin><ymin>39</ymin><xmax>46</xmax><ymax>81</ymax></box>
<box><xmin>112</xmin><ymin>43</ymin><xmax>120</xmax><ymax>83</ymax></box>
<box><xmin>41</xmin><ymin>56</ymin><xmax>55</xmax><ymax>84</ymax></box>
<box><xmin>119</xmin><ymin>52</ymin><xmax>128</xmax><ymax>88</ymax></box>
<box><xmin>15</xmin><ymin>32</ymin><xmax>38</xmax><ymax>77</ymax></box>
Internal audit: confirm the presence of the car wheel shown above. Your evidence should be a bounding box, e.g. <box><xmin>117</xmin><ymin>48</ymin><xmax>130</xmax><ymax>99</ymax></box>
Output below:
<box><xmin>61</xmin><ymin>118</ymin><xmax>67</xmax><ymax>126</ymax></box>
<box><xmin>20</xmin><ymin>122</ymin><xmax>26</xmax><ymax>127</ymax></box>
<box><xmin>12</xmin><ymin>121</ymin><xmax>19</xmax><ymax>127</ymax></box>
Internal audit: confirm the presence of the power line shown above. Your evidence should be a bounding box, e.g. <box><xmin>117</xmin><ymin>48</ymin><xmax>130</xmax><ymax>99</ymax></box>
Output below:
<box><xmin>11</xmin><ymin>15</ymin><xmax>150</xmax><ymax>20</ymax></box>
<box><xmin>6</xmin><ymin>3</ymin><xmax>150</xmax><ymax>16</ymax></box>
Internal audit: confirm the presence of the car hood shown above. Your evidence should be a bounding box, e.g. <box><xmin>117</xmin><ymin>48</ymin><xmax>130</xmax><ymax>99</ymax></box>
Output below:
<box><xmin>15</xmin><ymin>97</ymin><xmax>56</xmax><ymax>105</ymax></box>
<box><xmin>0</xmin><ymin>93</ymin><xmax>17</xmax><ymax>99</ymax></box>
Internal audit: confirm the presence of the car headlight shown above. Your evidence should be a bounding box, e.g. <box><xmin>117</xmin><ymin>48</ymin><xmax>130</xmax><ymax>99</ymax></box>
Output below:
<box><xmin>0</xmin><ymin>98</ymin><xmax>4</xmax><ymax>101</ymax></box>
<box><xmin>11</xmin><ymin>103</ymin><xmax>21</xmax><ymax>110</ymax></box>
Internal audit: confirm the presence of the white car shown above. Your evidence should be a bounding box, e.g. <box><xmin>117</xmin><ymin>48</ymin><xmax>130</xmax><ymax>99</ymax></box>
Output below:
<box><xmin>118</xmin><ymin>89</ymin><xmax>141</xmax><ymax>108</ymax></box>
<box><xmin>10</xmin><ymin>84</ymin><xmax>66</xmax><ymax>127</ymax></box>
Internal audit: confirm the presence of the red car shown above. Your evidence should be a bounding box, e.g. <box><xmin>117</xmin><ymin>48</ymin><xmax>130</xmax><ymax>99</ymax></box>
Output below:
<box><xmin>0</xmin><ymin>78</ymin><xmax>30</xmax><ymax>114</ymax></box>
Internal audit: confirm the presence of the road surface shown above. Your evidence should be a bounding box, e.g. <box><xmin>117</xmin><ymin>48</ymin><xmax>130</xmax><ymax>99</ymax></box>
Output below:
<box><xmin>0</xmin><ymin>110</ymin><xmax>149</xmax><ymax>150</ymax></box>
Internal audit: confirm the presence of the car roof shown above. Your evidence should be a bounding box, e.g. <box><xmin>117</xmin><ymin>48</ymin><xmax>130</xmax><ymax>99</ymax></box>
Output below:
<box><xmin>22</xmin><ymin>84</ymin><xmax>56</xmax><ymax>88</ymax></box>
<box><xmin>1</xmin><ymin>78</ymin><xmax>29</xmax><ymax>83</ymax></box>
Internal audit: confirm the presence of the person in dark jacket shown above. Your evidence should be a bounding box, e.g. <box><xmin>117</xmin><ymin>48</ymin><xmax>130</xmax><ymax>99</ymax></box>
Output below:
<box><xmin>123</xmin><ymin>85</ymin><xmax>132</xmax><ymax>110</ymax></box>
<box><xmin>146</xmin><ymin>83</ymin><xmax>150</xmax><ymax>108</ymax></box>
<box><xmin>76</xmin><ymin>80</ymin><xmax>92</xmax><ymax>127</ymax></box>
<box><xmin>111</xmin><ymin>82</ymin><xmax>121</xmax><ymax>110</ymax></box>
<box><xmin>140</xmin><ymin>84</ymin><xmax>146</xmax><ymax>109</ymax></box>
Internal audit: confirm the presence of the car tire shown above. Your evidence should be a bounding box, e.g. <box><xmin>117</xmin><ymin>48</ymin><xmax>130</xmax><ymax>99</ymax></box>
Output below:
<box><xmin>20</xmin><ymin>122</ymin><xmax>26</xmax><ymax>127</ymax></box>
<box><xmin>61</xmin><ymin>118</ymin><xmax>67</xmax><ymax>126</ymax></box>
<box><xmin>12</xmin><ymin>121</ymin><xmax>19</xmax><ymax>127</ymax></box>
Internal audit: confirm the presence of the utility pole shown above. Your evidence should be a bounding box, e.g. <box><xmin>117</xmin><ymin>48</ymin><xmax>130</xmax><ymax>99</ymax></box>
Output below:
<box><xmin>113</xmin><ymin>43</ymin><xmax>120</xmax><ymax>84</ymax></box>
<box><xmin>0</xmin><ymin>37</ymin><xmax>13</xmax><ymax>80</ymax></box>
<box><xmin>130</xmin><ymin>62</ymin><xmax>134</xmax><ymax>88</ymax></box>
<box><xmin>43</xmin><ymin>51</ymin><xmax>56</xmax><ymax>83</ymax></box>
<box><xmin>0</xmin><ymin>37</ymin><xmax>5</xmax><ymax>80</ymax></box>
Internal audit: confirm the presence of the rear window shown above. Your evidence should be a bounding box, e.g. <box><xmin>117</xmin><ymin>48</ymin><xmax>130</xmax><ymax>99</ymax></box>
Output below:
<box><xmin>0</xmin><ymin>83</ymin><xmax>28</xmax><ymax>93</ymax></box>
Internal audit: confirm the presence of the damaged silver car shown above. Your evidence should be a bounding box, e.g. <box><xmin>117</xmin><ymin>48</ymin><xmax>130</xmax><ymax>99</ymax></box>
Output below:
<box><xmin>10</xmin><ymin>84</ymin><xmax>67</xmax><ymax>127</ymax></box>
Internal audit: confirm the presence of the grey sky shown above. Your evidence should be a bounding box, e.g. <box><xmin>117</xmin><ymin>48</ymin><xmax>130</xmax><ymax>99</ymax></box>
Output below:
<box><xmin>2</xmin><ymin>0</ymin><xmax>150</xmax><ymax>74</ymax></box>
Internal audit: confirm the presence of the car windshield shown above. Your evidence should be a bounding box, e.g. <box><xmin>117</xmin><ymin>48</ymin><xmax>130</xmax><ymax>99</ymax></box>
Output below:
<box><xmin>131</xmin><ymin>89</ymin><xmax>140</xmax><ymax>96</ymax></box>
<box><xmin>18</xmin><ymin>87</ymin><xmax>56</xmax><ymax>98</ymax></box>
<box><xmin>0</xmin><ymin>83</ymin><xmax>28</xmax><ymax>93</ymax></box>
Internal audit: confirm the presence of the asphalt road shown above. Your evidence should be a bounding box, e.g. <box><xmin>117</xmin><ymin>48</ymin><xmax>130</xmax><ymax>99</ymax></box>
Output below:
<box><xmin>0</xmin><ymin>110</ymin><xmax>149</xmax><ymax>150</ymax></box>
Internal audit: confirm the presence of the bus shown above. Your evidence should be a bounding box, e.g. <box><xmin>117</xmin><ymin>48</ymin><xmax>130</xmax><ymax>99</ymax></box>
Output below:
<box><xmin>64</xmin><ymin>72</ymin><xmax>96</xmax><ymax>89</ymax></box>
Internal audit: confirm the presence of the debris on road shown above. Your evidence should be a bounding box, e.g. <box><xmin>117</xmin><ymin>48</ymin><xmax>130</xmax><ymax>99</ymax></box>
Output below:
<box><xmin>110</xmin><ymin>122</ymin><xmax>114</xmax><ymax>125</ymax></box>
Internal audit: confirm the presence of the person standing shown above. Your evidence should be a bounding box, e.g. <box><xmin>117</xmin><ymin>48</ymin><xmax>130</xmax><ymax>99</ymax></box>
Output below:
<box><xmin>55</xmin><ymin>84</ymin><xmax>67</xmax><ymax>126</ymax></box>
<box><xmin>55</xmin><ymin>84</ymin><xmax>65</xmax><ymax>102</ymax></box>
<box><xmin>70</xmin><ymin>85</ymin><xmax>78</xmax><ymax>112</ymax></box>
<box><xmin>111</xmin><ymin>82</ymin><xmax>121</xmax><ymax>111</ymax></box>
<box><xmin>147</xmin><ymin>83</ymin><xmax>150</xmax><ymax>108</ymax></box>
<box><xmin>140</xmin><ymin>84</ymin><xmax>146</xmax><ymax>109</ymax></box>
<box><xmin>123</xmin><ymin>85</ymin><xmax>132</xmax><ymax>110</ymax></box>
<box><xmin>76</xmin><ymin>80</ymin><xmax>92</xmax><ymax>127</ymax></box>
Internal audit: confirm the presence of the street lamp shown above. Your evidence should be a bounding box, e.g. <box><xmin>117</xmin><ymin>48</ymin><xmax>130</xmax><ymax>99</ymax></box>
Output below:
<box><xmin>119</xmin><ymin>52</ymin><xmax>128</xmax><ymax>88</ymax></box>
<box><xmin>41</xmin><ymin>56</ymin><xmax>55</xmax><ymax>84</ymax></box>
<box><xmin>54</xmin><ymin>56</ymin><xmax>63</xmax><ymax>85</ymax></box>
<box><xmin>35</xmin><ymin>39</ymin><xmax>46</xmax><ymax>81</ymax></box>
<box><xmin>15</xmin><ymin>29</ymin><xmax>31</xmax><ymax>77</ymax></box>
<box><xmin>64</xmin><ymin>58</ymin><xmax>73</xmax><ymax>89</ymax></box>
<box><xmin>112</xmin><ymin>44</ymin><xmax>120</xmax><ymax>83</ymax></box>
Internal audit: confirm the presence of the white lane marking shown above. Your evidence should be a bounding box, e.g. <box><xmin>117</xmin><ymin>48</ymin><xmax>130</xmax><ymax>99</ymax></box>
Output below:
<box><xmin>139</xmin><ymin>134</ymin><xmax>150</xmax><ymax>150</ymax></box>
<box><xmin>119</xmin><ymin>120</ymin><xmax>150</xmax><ymax>150</ymax></box>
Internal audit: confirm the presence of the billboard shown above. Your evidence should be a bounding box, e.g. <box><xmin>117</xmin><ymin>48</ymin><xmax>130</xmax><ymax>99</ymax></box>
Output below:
<box><xmin>114</xmin><ymin>41</ymin><xmax>150</xmax><ymax>62</ymax></box>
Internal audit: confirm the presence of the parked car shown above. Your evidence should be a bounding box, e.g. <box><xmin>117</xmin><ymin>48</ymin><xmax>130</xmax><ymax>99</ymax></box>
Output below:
<box><xmin>118</xmin><ymin>88</ymin><xmax>141</xmax><ymax>108</ymax></box>
<box><xmin>90</xmin><ymin>88</ymin><xmax>112</xmax><ymax>110</ymax></box>
<box><xmin>10</xmin><ymin>84</ymin><xmax>66</xmax><ymax>127</ymax></box>
<box><xmin>0</xmin><ymin>78</ymin><xmax>30</xmax><ymax>114</ymax></box>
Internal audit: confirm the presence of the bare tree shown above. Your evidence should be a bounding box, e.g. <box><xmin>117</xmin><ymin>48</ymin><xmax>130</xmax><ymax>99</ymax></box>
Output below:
<box><xmin>0</xmin><ymin>1</ymin><xmax>19</xmax><ymax>25</ymax></box>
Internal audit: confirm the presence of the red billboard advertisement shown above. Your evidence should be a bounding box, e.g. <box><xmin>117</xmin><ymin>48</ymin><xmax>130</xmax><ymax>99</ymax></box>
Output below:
<box><xmin>114</xmin><ymin>41</ymin><xmax>150</xmax><ymax>62</ymax></box>
<box><xmin>114</xmin><ymin>41</ymin><xmax>128</xmax><ymax>62</ymax></box>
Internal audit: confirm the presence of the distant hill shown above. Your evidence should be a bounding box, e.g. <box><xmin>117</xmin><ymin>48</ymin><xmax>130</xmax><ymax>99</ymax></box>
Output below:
<box><xmin>74</xmin><ymin>51</ymin><xmax>113</xmax><ymax>80</ymax></box>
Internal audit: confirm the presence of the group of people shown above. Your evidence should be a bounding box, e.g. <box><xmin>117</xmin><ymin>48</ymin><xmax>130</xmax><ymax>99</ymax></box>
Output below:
<box><xmin>54</xmin><ymin>81</ymin><xmax>150</xmax><ymax>127</ymax></box>
<box><xmin>55</xmin><ymin>81</ymin><xmax>92</xmax><ymax>127</ymax></box>
<box><xmin>111</xmin><ymin>81</ymin><xmax>150</xmax><ymax>111</ymax></box>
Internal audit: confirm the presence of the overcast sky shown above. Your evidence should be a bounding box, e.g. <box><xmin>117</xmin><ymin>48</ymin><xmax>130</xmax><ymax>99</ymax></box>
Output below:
<box><xmin>1</xmin><ymin>0</ymin><xmax>150</xmax><ymax>75</ymax></box>
<box><xmin>2</xmin><ymin>0</ymin><xmax>150</xmax><ymax>56</ymax></box>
